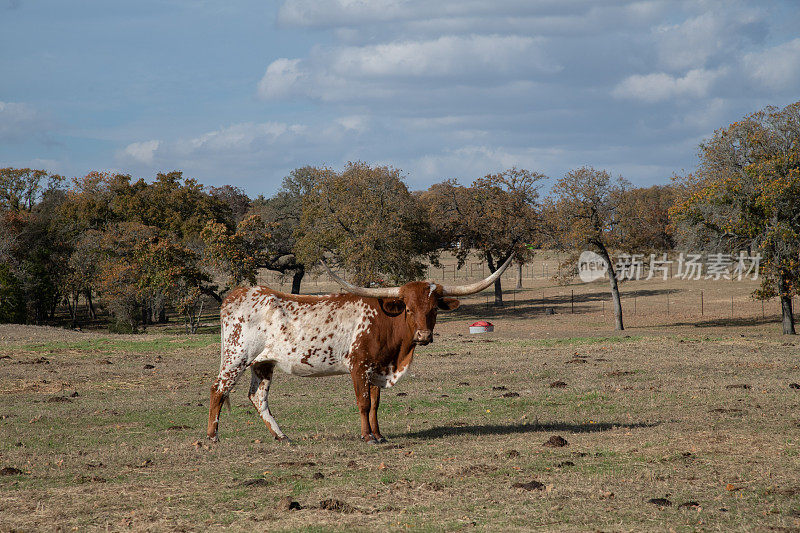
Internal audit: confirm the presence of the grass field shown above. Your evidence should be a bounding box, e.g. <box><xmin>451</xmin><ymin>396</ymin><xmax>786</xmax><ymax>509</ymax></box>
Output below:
<box><xmin>2</xmin><ymin>291</ymin><xmax>800</xmax><ymax>532</ymax></box>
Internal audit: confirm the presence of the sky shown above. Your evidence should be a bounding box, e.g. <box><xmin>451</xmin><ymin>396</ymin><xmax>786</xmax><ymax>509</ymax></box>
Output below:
<box><xmin>1</xmin><ymin>0</ymin><xmax>799</xmax><ymax>196</ymax></box>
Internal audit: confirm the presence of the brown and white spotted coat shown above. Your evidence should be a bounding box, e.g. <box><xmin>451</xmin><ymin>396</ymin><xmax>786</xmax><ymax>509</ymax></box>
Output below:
<box><xmin>206</xmin><ymin>282</ymin><xmax>459</xmax><ymax>443</ymax></box>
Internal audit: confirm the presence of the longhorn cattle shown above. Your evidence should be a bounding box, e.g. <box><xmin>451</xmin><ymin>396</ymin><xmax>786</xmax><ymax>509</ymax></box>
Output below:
<box><xmin>207</xmin><ymin>254</ymin><xmax>514</xmax><ymax>443</ymax></box>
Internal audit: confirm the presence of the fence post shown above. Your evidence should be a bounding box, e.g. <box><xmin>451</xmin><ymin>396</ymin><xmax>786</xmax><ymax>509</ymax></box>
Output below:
<box><xmin>701</xmin><ymin>290</ymin><xmax>704</xmax><ymax>316</ymax></box>
<box><xmin>571</xmin><ymin>290</ymin><xmax>574</xmax><ymax>314</ymax></box>
<box><xmin>666</xmin><ymin>290</ymin><xmax>670</xmax><ymax>316</ymax></box>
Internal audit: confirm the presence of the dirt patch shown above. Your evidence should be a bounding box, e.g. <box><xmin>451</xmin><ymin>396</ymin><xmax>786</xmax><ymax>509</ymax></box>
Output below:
<box><xmin>605</xmin><ymin>370</ymin><xmax>634</xmax><ymax>377</ymax></box>
<box><xmin>460</xmin><ymin>464</ymin><xmax>495</xmax><ymax>476</ymax></box>
<box><xmin>512</xmin><ymin>480</ymin><xmax>545</xmax><ymax>491</ymax></box>
<box><xmin>241</xmin><ymin>478</ymin><xmax>270</xmax><ymax>487</ymax></box>
<box><xmin>767</xmin><ymin>486</ymin><xmax>800</xmax><ymax>496</ymax></box>
<box><xmin>549</xmin><ymin>381</ymin><xmax>567</xmax><ymax>388</ymax></box>
<box><xmin>725</xmin><ymin>384</ymin><xmax>751</xmax><ymax>389</ymax></box>
<box><xmin>789</xmin><ymin>383</ymin><xmax>800</xmax><ymax>389</ymax></box>
<box><xmin>277</xmin><ymin>496</ymin><xmax>302</xmax><ymax>511</ymax></box>
<box><xmin>319</xmin><ymin>499</ymin><xmax>357</xmax><ymax>513</ymax></box>
<box><xmin>648</xmin><ymin>498</ymin><xmax>672</xmax><ymax>506</ymax></box>
<box><xmin>566</xmin><ymin>358</ymin><xmax>587</xmax><ymax>364</ymax></box>
<box><xmin>46</xmin><ymin>396</ymin><xmax>73</xmax><ymax>403</ymax></box>
<box><xmin>0</xmin><ymin>467</ymin><xmax>24</xmax><ymax>475</ymax></box>
<box><xmin>166</xmin><ymin>425</ymin><xmax>191</xmax><ymax>431</ymax></box>
<box><xmin>558</xmin><ymin>461</ymin><xmax>575</xmax><ymax>467</ymax></box>
<box><xmin>17</xmin><ymin>357</ymin><xmax>50</xmax><ymax>365</ymax></box>
<box><xmin>543</xmin><ymin>435</ymin><xmax>569</xmax><ymax>447</ymax></box>
<box><xmin>491</xmin><ymin>386</ymin><xmax>507</xmax><ymax>391</ymax></box>
<box><xmin>278</xmin><ymin>461</ymin><xmax>316</xmax><ymax>467</ymax></box>
<box><xmin>74</xmin><ymin>475</ymin><xmax>106</xmax><ymax>483</ymax></box>
<box><xmin>505</xmin><ymin>449</ymin><xmax>520</xmax><ymax>458</ymax></box>
<box><xmin>502</xmin><ymin>392</ymin><xmax>519</xmax><ymax>398</ymax></box>
<box><xmin>710</xmin><ymin>408</ymin><xmax>746</xmax><ymax>415</ymax></box>
<box><xmin>678</xmin><ymin>501</ymin><xmax>700</xmax><ymax>509</ymax></box>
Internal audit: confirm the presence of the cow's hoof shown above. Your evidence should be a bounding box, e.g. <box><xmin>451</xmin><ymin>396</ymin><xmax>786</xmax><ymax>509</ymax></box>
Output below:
<box><xmin>376</xmin><ymin>436</ymin><xmax>388</xmax><ymax>444</ymax></box>
<box><xmin>207</xmin><ymin>434</ymin><xmax>219</xmax><ymax>443</ymax></box>
<box><xmin>276</xmin><ymin>435</ymin><xmax>292</xmax><ymax>443</ymax></box>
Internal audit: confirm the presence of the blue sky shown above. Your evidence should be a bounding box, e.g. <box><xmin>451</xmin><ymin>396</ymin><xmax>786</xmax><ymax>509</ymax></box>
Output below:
<box><xmin>2</xmin><ymin>1</ymin><xmax>799</xmax><ymax>196</ymax></box>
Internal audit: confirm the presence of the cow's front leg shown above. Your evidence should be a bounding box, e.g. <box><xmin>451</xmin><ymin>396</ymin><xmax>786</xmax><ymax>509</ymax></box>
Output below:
<box><xmin>350</xmin><ymin>367</ymin><xmax>376</xmax><ymax>443</ymax></box>
<box><xmin>369</xmin><ymin>385</ymin><xmax>387</xmax><ymax>443</ymax></box>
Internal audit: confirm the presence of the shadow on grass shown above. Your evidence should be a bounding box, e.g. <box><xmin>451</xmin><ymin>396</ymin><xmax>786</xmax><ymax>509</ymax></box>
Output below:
<box><xmin>404</xmin><ymin>420</ymin><xmax>658</xmax><ymax>440</ymax></box>
<box><xmin>666</xmin><ymin>316</ymin><xmax>778</xmax><ymax>328</ymax></box>
<box><xmin>446</xmin><ymin>288</ymin><xmax>679</xmax><ymax>321</ymax></box>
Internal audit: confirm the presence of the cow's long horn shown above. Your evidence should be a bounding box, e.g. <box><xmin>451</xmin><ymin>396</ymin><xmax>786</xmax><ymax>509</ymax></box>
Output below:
<box><xmin>441</xmin><ymin>253</ymin><xmax>515</xmax><ymax>296</ymax></box>
<box><xmin>319</xmin><ymin>260</ymin><xmax>401</xmax><ymax>298</ymax></box>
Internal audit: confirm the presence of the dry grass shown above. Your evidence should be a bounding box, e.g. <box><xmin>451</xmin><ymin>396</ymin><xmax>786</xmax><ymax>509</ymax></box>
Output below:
<box><xmin>1</xmin><ymin>266</ymin><xmax>799</xmax><ymax>531</ymax></box>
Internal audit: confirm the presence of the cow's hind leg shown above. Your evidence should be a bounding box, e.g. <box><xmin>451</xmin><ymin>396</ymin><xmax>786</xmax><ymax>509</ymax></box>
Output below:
<box><xmin>207</xmin><ymin>356</ymin><xmax>249</xmax><ymax>441</ymax></box>
<box><xmin>248</xmin><ymin>361</ymin><xmax>289</xmax><ymax>441</ymax></box>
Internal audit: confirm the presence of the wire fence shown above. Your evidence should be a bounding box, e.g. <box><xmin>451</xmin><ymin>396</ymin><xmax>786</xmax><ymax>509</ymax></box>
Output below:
<box><xmin>255</xmin><ymin>254</ymin><xmax>788</xmax><ymax>324</ymax></box>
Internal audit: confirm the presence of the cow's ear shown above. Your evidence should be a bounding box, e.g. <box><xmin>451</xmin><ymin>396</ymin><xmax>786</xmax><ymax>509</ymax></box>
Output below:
<box><xmin>380</xmin><ymin>298</ymin><xmax>406</xmax><ymax>316</ymax></box>
<box><xmin>438</xmin><ymin>297</ymin><xmax>460</xmax><ymax>311</ymax></box>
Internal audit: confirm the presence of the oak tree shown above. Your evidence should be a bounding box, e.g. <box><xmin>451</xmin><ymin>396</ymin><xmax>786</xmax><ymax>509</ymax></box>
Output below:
<box><xmin>544</xmin><ymin>167</ymin><xmax>629</xmax><ymax>330</ymax></box>
<box><xmin>671</xmin><ymin>101</ymin><xmax>800</xmax><ymax>334</ymax></box>
<box><xmin>421</xmin><ymin>168</ymin><xmax>544</xmax><ymax>305</ymax></box>
<box><xmin>296</xmin><ymin>162</ymin><xmax>434</xmax><ymax>285</ymax></box>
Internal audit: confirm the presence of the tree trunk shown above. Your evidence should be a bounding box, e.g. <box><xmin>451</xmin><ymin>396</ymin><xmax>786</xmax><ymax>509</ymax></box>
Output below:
<box><xmin>779</xmin><ymin>270</ymin><xmax>796</xmax><ymax>335</ymax></box>
<box><xmin>597</xmin><ymin>246</ymin><xmax>624</xmax><ymax>331</ymax></box>
<box><xmin>291</xmin><ymin>267</ymin><xmax>305</xmax><ymax>295</ymax></box>
<box><xmin>516</xmin><ymin>262</ymin><xmax>523</xmax><ymax>289</ymax></box>
<box><xmin>486</xmin><ymin>254</ymin><xmax>503</xmax><ymax>306</ymax></box>
<box><xmin>67</xmin><ymin>293</ymin><xmax>78</xmax><ymax>329</ymax></box>
<box><xmin>85</xmin><ymin>290</ymin><xmax>96</xmax><ymax>320</ymax></box>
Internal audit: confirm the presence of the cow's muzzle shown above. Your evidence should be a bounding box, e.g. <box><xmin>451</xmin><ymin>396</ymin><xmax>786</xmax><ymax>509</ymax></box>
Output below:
<box><xmin>413</xmin><ymin>330</ymin><xmax>433</xmax><ymax>345</ymax></box>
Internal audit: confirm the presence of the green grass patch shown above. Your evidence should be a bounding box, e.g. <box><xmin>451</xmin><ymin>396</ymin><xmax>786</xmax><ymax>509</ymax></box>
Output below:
<box><xmin>13</xmin><ymin>335</ymin><xmax>218</xmax><ymax>355</ymax></box>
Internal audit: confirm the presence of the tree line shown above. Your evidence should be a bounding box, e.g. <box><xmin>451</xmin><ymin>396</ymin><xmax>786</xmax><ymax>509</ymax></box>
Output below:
<box><xmin>1</xmin><ymin>101</ymin><xmax>798</xmax><ymax>333</ymax></box>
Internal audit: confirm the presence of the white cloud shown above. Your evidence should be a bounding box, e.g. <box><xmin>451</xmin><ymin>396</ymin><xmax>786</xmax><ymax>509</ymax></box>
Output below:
<box><xmin>336</xmin><ymin>115</ymin><xmax>369</xmax><ymax>132</ymax></box>
<box><xmin>258</xmin><ymin>34</ymin><xmax>558</xmax><ymax>102</ymax></box>
<box><xmin>743</xmin><ymin>38</ymin><xmax>800</xmax><ymax>91</ymax></box>
<box><xmin>175</xmin><ymin>122</ymin><xmax>304</xmax><ymax>155</ymax></box>
<box><xmin>653</xmin><ymin>9</ymin><xmax>764</xmax><ymax>71</ymax></box>
<box><xmin>121</xmin><ymin>139</ymin><xmax>161</xmax><ymax>165</ymax></box>
<box><xmin>0</xmin><ymin>101</ymin><xmax>52</xmax><ymax>142</ymax></box>
<box><xmin>330</xmin><ymin>35</ymin><xmax>555</xmax><ymax>78</ymax></box>
<box><xmin>411</xmin><ymin>145</ymin><xmax>566</xmax><ymax>184</ymax></box>
<box><xmin>612</xmin><ymin>68</ymin><xmax>722</xmax><ymax>102</ymax></box>
<box><xmin>257</xmin><ymin>58</ymin><xmax>306</xmax><ymax>99</ymax></box>
<box><xmin>278</xmin><ymin>0</ymin><xmax>415</xmax><ymax>27</ymax></box>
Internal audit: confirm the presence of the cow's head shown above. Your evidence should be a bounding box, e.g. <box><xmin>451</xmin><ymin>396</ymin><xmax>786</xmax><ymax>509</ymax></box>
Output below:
<box><xmin>377</xmin><ymin>282</ymin><xmax>459</xmax><ymax>345</ymax></box>
<box><xmin>321</xmin><ymin>254</ymin><xmax>515</xmax><ymax>346</ymax></box>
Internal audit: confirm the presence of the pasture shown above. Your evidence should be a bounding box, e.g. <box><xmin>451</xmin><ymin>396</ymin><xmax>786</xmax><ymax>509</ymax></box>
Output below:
<box><xmin>1</xmin><ymin>271</ymin><xmax>799</xmax><ymax>531</ymax></box>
